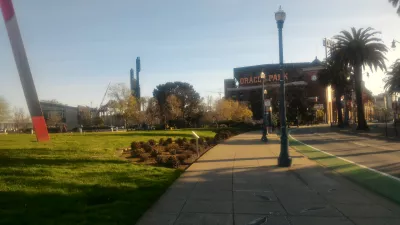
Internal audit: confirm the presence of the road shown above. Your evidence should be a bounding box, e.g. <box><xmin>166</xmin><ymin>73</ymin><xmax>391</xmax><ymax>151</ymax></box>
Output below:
<box><xmin>290</xmin><ymin>126</ymin><xmax>400</xmax><ymax>178</ymax></box>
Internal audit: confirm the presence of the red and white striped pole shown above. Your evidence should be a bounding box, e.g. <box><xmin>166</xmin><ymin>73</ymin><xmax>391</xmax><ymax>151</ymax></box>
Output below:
<box><xmin>0</xmin><ymin>0</ymin><xmax>49</xmax><ymax>142</ymax></box>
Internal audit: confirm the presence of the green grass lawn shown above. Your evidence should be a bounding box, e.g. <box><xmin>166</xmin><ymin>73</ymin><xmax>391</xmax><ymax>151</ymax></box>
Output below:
<box><xmin>0</xmin><ymin>130</ymin><xmax>215</xmax><ymax>225</ymax></box>
<box><xmin>289</xmin><ymin>136</ymin><xmax>400</xmax><ymax>205</ymax></box>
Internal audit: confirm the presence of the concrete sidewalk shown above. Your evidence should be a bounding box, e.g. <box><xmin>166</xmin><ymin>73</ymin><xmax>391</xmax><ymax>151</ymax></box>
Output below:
<box><xmin>136</xmin><ymin>132</ymin><xmax>400</xmax><ymax>225</ymax></box>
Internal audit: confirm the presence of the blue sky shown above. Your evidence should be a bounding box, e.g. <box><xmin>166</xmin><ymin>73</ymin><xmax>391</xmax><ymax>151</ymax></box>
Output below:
<box><xmin>1</xmin><ymin>0</ymin><xmax>399</xmax><ymax>110</ymax></box>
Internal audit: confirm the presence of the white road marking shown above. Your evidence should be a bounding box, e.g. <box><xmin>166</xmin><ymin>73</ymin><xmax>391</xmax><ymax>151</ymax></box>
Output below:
<box><xmin>289</xmin><ymin>135</ymin><xmax>400</xmax><ymax>183</ymax></box>
<box><xmin>351</xmin><ymin>142</ymin><xmax>369</xmax><ymax>147</ymax></box>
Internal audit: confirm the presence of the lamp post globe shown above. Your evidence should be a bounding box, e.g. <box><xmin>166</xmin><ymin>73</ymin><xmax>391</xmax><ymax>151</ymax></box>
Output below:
<box><xmin>275</xmin><ymin>6</ymin><xmax>292</xmax><ymax>167</ymax></box>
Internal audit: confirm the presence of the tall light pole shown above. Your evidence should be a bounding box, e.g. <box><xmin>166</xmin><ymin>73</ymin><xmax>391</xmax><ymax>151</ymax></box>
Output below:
<box><xmin>275</xmin><ymin>6</ymin><xmax>291</xmax><ymax>167</ymax></box>
<box><xmin>261</xmin><ymin>70</ymin><xmax>268</xmax><ymax>142</ymax></box>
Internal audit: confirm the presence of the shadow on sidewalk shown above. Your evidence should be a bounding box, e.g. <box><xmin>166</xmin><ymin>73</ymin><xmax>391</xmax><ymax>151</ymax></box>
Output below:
<box><xmin>137</xmin><ymin>158</ymin><xmax>400</xmax><ymax>225</ymax></box>
<box><xmin>197</xmin><ymin>155</ymin><xmax>305</xmax><ymax>163</ymax></box>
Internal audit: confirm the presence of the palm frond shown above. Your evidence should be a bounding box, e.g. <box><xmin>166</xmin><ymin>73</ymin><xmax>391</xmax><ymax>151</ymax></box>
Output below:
<box><xmin>389</xmin><ymin>0</ymin><xmax>400</xmax><ymax>15</ymax></box>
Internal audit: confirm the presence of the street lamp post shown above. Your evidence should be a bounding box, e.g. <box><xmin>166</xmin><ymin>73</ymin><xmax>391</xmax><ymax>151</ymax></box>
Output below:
<box><xmin>261</xmin><ymin>71</ymin><xmax>268</xmax><ymax>142</ymax></box>
<box><xmin>275</xmin><ymin>6</ymin><xmax>292</xmax><ymax>167</ymax></box>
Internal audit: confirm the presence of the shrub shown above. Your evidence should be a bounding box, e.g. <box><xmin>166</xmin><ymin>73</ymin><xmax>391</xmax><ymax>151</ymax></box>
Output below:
<box><xmin>219</xmin><ymin>124</ymin><xmax>228</xmax><ymax>128</ymax></box>
<box><xmin>139</xmin><ymin>141</ymin><xmax>145</xmax><ymax>147</ymax></box>
<box><xmin>148</xmin><ymin>139</ymin><xmax>156</xmax><ymax>146</ymax></box>
<box><xmin>182</xmin><ymin>137</ymin><xmax>188</xmax><ymax>143</ymax></box>
<box><xmin>130</xmin><ymin>141</ymin><xmax>141</xmax><ymax>151</ymax></box>
<box><xmin>166</xmin><ymin>156</ymin><xmax>180</xmax><ymax>168</ymax></box>
<box><xmin>159</xmin><ymin>138</ymin><xmax>165</xmax><ymax>145</ymax></box>
<box><xmin>177</xmin><ymin>154</ymin><xmax>191</xmax><ymax>164</ymax></box>
<box><xmin>139</xmin><ymin>153</ymin><xmax>149</xmax><ymax>162</ymax></box>
<box><xmin>156</xmin><ymin>155</ymin><xmax>167</xmax><ymax>165</ymax></box>
<box><xmin>190</xmin><ymin>138</ymin><xmax>196</xmax><ymax>144</ymax></box>
<box><xmin>205</xmin><ymin>137</ymin><xmax>214</xmax><ymax>146</ymax></box>
<box><xmin>169</xmin><ymin>149</ymin><xmax>177</xmax><ymax>155</ymax></box>
<box><xmin>142</xmin><ymin>143</ymin><xmax>152</xmax><ymax>153</ymax></box>
<box><xmin>183</xmin><ymin>142</ymin><xmax>190</xmax><ymax>150</ymax></box>
<box><xmin>188</xmin><ymin>144</ymin><xmax>197</xmax><ymax>152</ymax></box>
<box><xmin>131</xmin><ymin>148</ymin><xmax>145</xmax><ymax>157</ymax></box>
<box><xmin>198</xmin><ymin>137</ymin><xmax>205</xmax><ymax>145</ymax></box>
<box><xmin>150</xmin><ymin>148</ymin><xmax>161</xmax><ymax>157</ymax></box>
<box><xmin>176</xmin><ymin>138</ymin><xmax>184</xmax><ymax>146</ymax></box>
<box><xmin>166</xmin><ymin>137</ymin><xmax>173</xmax><ymax>144</ymax></box>
<box><xmin>166</xmin><ymin>143</ymin><xmax>180</xmax><ymax>155</ymax></box>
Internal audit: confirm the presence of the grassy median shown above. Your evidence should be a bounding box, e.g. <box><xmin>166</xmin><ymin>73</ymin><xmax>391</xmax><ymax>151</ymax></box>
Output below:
<box><xmin>0</xmin><ymin>130</ymin><xmax>215</xmax><ymax>225</ymax></box>
<box><xmin>289</xmin><ymin>136</ymin><xmax>400</xmax><ymax>205</ymax></box>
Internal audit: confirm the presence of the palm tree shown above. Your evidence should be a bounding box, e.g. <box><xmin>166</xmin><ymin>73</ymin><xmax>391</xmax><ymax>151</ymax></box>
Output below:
<box><xmin>318</xmin><ymin>51</ymin><xmax>350</xmax><ymax>127</ymax></box>
<box><xmin>334</xmin><ymin>27</ymin><xmax>388</xmax><ymax>130</ymax></box>
<box><xmin>389</xmin><ymin>0</ymin><xmax>400</xmax><ymax>15</ymax></box>
<box><xmin>384</xmin><ymin>59</ymin><xmax>400</xmax><ymax>94</ymax></box>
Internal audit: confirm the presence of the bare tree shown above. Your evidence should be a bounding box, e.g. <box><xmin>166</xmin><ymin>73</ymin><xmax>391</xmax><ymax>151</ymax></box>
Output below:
<box><xmin>78</xmin><ymin>106</ymin><xmax>92</xmax><ymax>126</ymax></box>
<box><xmin>13</xmin><ymin>107</ymin><xmax>30</xmax><ymax>129</ymax></box>
<box><xmin>145</xmin><ymin>97</ymin><xmax>160</xmax><ymax>125</ymax></box>
<box><xmin>0</xmin><ymin>96</ymin><xmax>10</xmax><ymax>123</ymax></box>
<box><xmin>108</xmin><ymin>83</ymin><xmax>139</xmax><ymax>127</ymax></box>
<box><xmin>139</xmin><ymin>97</ymin><xmax>149</xmax><ymax>111</ymax></box>
<box><xmin>165</xmin><ymin>94</ymin><xmax>182</xmax><ymax>120</ymax></box>
<box><xmin>46</xmin><ymin>111</ymin><xmax>62</xmax><ymax>127</ymax></box>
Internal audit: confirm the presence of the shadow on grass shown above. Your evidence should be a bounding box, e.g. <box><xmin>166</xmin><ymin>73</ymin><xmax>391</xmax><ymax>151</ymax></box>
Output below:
<box><xmin>0</xmin><ymin>150</ymin><xmax>182</xmax><ymax>225</ymax></box>
<box><xmin>0</xmin><ymin>177</ymin><xmax>181</xmax><ymax>225</ymax></box>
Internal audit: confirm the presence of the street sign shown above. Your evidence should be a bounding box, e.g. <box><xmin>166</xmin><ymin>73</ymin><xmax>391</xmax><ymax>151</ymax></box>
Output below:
<box><xmin>264</xmin><ymin>99</ymin><xmax>271</xmax><ymax>107</ymax></box>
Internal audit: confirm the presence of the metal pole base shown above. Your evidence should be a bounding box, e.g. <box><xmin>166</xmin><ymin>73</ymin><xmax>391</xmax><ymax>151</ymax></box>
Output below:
<box><xmin>278</xmin><ymin>156</ymin><xmax>292</xmax><ymax>167</ymax></box>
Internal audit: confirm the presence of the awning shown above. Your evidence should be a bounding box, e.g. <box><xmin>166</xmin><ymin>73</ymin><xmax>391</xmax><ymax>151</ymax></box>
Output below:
<box><xmin>226</xmin><ymin>81</ymin><xmax>308</xmax><ymax>92</ymax></box>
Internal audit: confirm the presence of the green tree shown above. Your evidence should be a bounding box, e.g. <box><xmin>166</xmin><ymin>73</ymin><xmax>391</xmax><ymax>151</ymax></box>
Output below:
<box><xmin>334</xmin><ymin>27</ymin><xmax>388</xmax><ymax>130</ymax></box>
<box><xmin>153</xmin><ymin>82</ymin><xmax>201</xmax><ymax>126</ymax></box>
<box><xmin>389</xmin><ymin>0</ymin><xmax>400</xmax><ymax>15</ymax></box>
<box><xmin>384</xmin><ymin>59</ymin><xmax>400</xmax><ymax>94</ymax></box>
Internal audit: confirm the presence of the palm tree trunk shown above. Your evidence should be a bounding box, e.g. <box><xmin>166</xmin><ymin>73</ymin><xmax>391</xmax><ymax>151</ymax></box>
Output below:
<box><xmin>335</xmin><ymin>88</ymin><xmax>344</xmax><ymax>127</ymax></box>
<box><xmin>344</xmin><ymin>93</ymin><xmax>350</xmax><ymax>126</ymax></box>
<box><xmin>354</xmin><ymin>65</ymin><xmax>368</xmax><ymax>130</ymax></box>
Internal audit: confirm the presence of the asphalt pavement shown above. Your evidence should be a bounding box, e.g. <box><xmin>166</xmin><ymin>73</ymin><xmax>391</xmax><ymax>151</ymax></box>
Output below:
<box><xmin>290</xmin><ymin>126</ymin><xmax>400</xmax><ymax>178</ymax></box>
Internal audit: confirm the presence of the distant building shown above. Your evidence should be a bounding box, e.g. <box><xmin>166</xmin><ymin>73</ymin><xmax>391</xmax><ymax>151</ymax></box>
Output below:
<box><xmin>224</xmin><ymin>57</ymin><xmax>333</xmax><ymax>124</ymax></box>
<box><xmin>40</xmin><ymin>101</ymin><xmax>96</xmax><ymax>130</ymax></box>
<box><xmin>130</xmin><ymin>57</ymin><xmax>141</xmax><ymax>99</ymax></box>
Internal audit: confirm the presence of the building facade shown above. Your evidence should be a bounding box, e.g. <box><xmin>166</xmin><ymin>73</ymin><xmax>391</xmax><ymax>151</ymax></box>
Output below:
<box><xmin>224</xmin><ymin>58</ymin><xmax>333</xmax><ymax>124</ymax></box>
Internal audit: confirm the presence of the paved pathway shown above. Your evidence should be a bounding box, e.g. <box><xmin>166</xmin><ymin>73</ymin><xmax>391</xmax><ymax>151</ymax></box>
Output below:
<box><xmin>136</xmin><ymin>132</ymin><xmax>400</xmax><ymax>225</ymax></box>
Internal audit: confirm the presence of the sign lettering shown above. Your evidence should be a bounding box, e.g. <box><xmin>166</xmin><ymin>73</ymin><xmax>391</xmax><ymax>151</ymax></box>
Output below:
<box><xmin>239</xmin><ymin>73</ymin><xmax>289</xmax><ymax>85</ymax></box>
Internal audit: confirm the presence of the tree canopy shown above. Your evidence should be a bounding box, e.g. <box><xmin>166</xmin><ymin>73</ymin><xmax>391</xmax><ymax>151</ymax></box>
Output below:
<box><xmin>384</xmin><ymin>59</ymin><xmax>400</xmax><ymax>94</ymax></box>
<box><xmin>389</xmin><ymin>0</ymin><xmax>400</xmax><ymax>15</ymax></box>
<box><xmin>334</xmin><ymin>27</ymin><xmax>388</xmax><ymax>130</ymax></box>
<box><xmin>153</xmin><ymin>82</ymin><xmax>201</xmax><ymax>122</ymax></box>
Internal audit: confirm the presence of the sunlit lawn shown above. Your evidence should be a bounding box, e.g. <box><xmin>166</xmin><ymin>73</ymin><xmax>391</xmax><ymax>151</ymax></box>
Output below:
<box><xmin>0</xmin><ymin>130</ymin><xmax>215</xmax><ymax>225</ymax></box>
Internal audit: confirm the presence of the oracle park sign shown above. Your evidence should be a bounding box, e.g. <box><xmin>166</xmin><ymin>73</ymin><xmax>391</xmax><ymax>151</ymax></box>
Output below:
<box><xmin>239</xmin><ymin>72</ymin><xmax>289</xmax><ymax>86</ymax></box>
